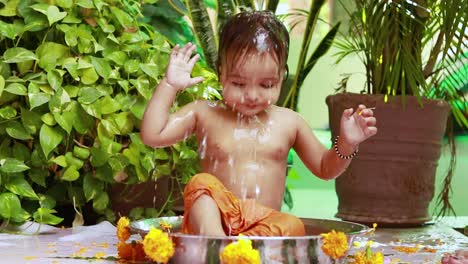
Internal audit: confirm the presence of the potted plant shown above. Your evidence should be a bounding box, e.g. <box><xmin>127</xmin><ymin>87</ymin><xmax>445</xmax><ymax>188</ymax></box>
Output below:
<box><xmin>327</xmin><ymin>0</ymin><xmax>467</xmax><ymax>225</ymax></box>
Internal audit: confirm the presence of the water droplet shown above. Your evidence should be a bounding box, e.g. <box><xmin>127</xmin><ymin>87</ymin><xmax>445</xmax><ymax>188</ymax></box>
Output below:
<box><xmin>199</xmin><ymin>134</ymin><xmax>208</xmax><ymax>159</ymax></box>
<box><xmin>255</xmin><ymin>185</ymin><xmax>261</xmax><ymax>199</ymax></box>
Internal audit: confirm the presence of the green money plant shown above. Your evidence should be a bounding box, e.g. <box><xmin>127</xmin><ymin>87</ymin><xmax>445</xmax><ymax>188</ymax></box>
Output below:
<box><xmin>0</xmin><ymin>0</ymin><xmax>221</xmax><ymax>226</ymax></box>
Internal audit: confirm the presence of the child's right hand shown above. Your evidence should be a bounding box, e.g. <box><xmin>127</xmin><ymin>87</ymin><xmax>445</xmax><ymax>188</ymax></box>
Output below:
<box><xmin>165</xmin><ymin>43</ymin><xmax>204</xmax><ymax>91</ymax></box>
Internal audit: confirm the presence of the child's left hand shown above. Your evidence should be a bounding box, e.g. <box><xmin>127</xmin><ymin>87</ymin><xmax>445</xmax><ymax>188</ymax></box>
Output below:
<box><xmin>339</xmin><ymin>104</ymin><xmax>377</xmax><ymax>147</ymax></box>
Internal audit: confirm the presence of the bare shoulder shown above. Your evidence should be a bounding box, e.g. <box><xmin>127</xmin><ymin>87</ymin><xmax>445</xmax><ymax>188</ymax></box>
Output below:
<box><xmin>186</xmin><ymin>99</ymin><xmax>226</xmax><ymax>126</ymax></box>
<box><xmin>180</xmin><ymin>99</ymin><xmax>212</xmax><ymax>114</ymax></box>
<box><xmin>269</xmin><ymin>105</ymin><xmax>303</xmax><ymax>125</ymax></box>
<box><xmin>187</xmin><ymin>99</ymin><xmax>222</xmax><ymax>115</ymax></box>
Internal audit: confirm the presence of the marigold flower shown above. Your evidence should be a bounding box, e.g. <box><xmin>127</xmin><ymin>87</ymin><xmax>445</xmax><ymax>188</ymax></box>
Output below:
<box><xmin>353</xmin><ymin>240</ymin><xmax>384</xmax><ymax>264</ymax></box>
<box><xmin>143</xmin><ymin>227</ymin><xmax>175</xmax><ymax>264</ymax></box>
<box><xmin>354</xmin><ymin>250</ymin><xmax>384</xmax><ymax>264</ymax></box>
<box><xmin>220</xmin><ymin>236</ymin><xmax>261</xmax><ymax>264</ymax></box>
<box><xmin>117</xmin><ymin>241</ymin><xmax>146</xmax><ymax>262</ymax></box>
<box><xmin>94</xmin><ymin>252</ymin><xmax>106</xmax><ymax>259</ymax></box>
<box><xmin>320</xmin><ymin>230</ymin><xmax>349</xmax><ymax>259</ymax></box>
<box><xmin>159</xmin><ymin>220</ymin><xmax>172</xmax><ymax>232</ymax></box>
<box><xmin>393</xmin><ymin>245</ymin><xmax>421</xmax><ymax>253</ymax></box>
<box><xmin>117</xmin><ymin>217</ymin><xmax>131</xmax><ymax>242</ymax></box>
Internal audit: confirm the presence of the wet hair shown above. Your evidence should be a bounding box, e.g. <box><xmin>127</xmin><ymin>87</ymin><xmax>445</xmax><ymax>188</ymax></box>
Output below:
<box><xmin>217</xmin><ymin>10</ymin><xmax>290</xmax><ymax>78</ymax></box>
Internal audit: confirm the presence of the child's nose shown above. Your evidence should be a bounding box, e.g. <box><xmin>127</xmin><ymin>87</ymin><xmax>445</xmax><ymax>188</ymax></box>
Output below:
<box><xmin>245</xmin><ymin>89</ymin><xmax>258</xmax><ymax>103</ymax></box>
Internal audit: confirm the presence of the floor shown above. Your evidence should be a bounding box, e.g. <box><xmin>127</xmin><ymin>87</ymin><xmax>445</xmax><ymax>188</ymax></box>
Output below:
<box><xmin>284</xmin><ymin>130</ymin><xmax>468</xmax><ymax>219</ymax></box>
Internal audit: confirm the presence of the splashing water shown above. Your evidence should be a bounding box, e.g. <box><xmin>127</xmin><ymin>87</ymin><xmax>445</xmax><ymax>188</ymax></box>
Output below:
<box><xmin>199</xmin><ymin>132</ymin><xmax>208</xmax><ymax>159</ymax></box>
<box><xmin>254</xmin><ymin>29</ymin><xmax>269</xmax><ymax>53</ymax></box>
<box><xmin>212</xmin><ymin>159</ymin><xmax>218</xmax><ymax>172</ymax></box>
<box><xmin>231</xmin><ymin>110</ymin><xmax>272</xmax><ymax>201</ymax></box>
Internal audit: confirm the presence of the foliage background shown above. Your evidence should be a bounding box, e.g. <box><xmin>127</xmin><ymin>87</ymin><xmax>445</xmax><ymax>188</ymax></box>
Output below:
<box><xmin>0</xmin><ymin>0</ymin><xmax>221</xmax><ymax>226</ymax></box>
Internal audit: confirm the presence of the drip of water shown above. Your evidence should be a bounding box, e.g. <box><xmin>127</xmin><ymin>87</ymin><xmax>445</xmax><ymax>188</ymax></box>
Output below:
<box><xmin>170</xmin><ymin>111</ymin><xmax>194</xmax><ymax>127</ymax></box>
<box><xmin>228</xmin><ymin>156</ymin><xmax>235</xmax><ymax>185</ymax></box>
<box><xmin>199</xmin><ymin>132</ymin><xmax>208</xmax><ymax>159</ymax></box>
<box><xmin>207</xmin><ymin>100</ymin><xmax>217</xmax><ymax>107</ymax></box>
<box><xmin>255</xmin><ymin>185</ymin><xmax>261</xmax><ymax>200</ymax></box>
<box><xmin>183</xmin><ymin>131</ymin><xmax>190</xmax><ymax>140</ymax></box>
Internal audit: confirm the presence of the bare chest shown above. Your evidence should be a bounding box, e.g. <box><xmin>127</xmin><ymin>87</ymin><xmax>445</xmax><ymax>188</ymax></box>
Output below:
<box><xmin>196</xmin><ymin>113</ymin><xmax>294</xmax><ymax>162</ymax></box>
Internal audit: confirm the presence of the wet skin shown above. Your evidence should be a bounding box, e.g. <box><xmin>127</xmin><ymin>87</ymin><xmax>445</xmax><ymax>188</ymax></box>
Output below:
<box><xmin>196</xmin><ymin>102</ymin><xmax>298</xmax><ymax>210</ymax></box>
<box><xmin>140</xmin><ymin>43</ymin><xmax>377</xmax><ymax>235</ymax></box>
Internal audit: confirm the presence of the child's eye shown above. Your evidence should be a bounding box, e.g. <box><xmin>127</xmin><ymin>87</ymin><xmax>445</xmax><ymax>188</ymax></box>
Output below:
<box><xmin>261</xmin><ymin>83</ymin><xmax>275</xmax><ymax>89</ymax></box>
<box><xmin>232</xmin><ymin>82</ymin><xmax>245</xmax><ymax>87</ymax></box>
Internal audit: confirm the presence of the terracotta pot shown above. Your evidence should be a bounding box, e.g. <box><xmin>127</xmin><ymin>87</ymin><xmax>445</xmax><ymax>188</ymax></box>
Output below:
<box><xmin>109</xmin><ymin>176</ymin><xmax>185</xmax><ymax>217</ymax></box>
<box><xmin>326</xmin><ymin>93</ymin><xmax>450</xmax><ymax>226</ymax></box>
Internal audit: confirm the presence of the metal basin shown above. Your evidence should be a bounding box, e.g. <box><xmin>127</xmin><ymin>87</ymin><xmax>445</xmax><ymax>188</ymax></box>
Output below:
<box><xmin>130</xmin><ymin>216</ymin><xmax>370</xmax><ymax>264</ymax></box>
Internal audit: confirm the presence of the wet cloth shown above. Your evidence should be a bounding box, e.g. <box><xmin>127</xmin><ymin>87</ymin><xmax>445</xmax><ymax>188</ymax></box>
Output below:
<box><xmin>182</xmin><ymin>173</ymin><xmax>305</xmax><ymax>236</ymax></box>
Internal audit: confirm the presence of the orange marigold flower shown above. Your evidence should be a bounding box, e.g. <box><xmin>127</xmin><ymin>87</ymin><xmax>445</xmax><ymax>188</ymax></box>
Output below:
<box><xmin>117</xmin><ymin>241</ymin><xmax>146</xmax><ymax>262</ymax></box>
<box><xmin>422</xmin><ymin>247</ymin><xmax>437</xmax><ymax>253</ymax></box>
<box><xmin>117</xmin><ymin>217</ymin><xmax>131</xmax><ymax>242</ymax></box>
<box><xmin>143</xmin><ymin>227</ymin><xmax>175</xmax><ymax>264</ymax></box>
<box><xmin>393</xmin><ymin>245</ymin><xmax>420</xmax><ymax>253</ymax></box>
<box><xmin>220</xmin><ymin>236</ymin><xmax>261</xmax><ymax>264</ymax></box>
<box><xmin>321</xmin><ymin>230</ymin><xmax>349</xmax><ymax>259</ymax></box>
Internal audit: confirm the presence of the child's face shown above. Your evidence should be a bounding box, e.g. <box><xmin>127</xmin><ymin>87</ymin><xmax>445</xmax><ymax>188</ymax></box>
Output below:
<box><xmin>220</xmin><ymin>52</ymin><xmax>283</xmax><ymax>116</ymax></box>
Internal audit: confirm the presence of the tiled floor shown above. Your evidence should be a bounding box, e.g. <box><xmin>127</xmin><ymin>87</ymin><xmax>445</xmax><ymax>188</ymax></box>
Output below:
<box><xmin>284</xmin><ymin>130</ymin><xmax>468</xmax><ymax>218</ymax></box>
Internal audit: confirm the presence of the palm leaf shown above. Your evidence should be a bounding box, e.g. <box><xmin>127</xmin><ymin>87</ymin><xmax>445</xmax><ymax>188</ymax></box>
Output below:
<box><xmin>266</xmin><ymin>0</ymin><xmax>280</xmax><ymax>13</ymax></box>
<box><xmin>282</xmin><ymin>0</ymin><xmax>328</xmax><ymax>110</ymax></box>
<box><xmin>236</xmin><ymin>0</ymin><xmax>255</xmax><ymax>10</ymax></box>
<box><xmin>185</xmin><ymin>0</ymin><xmax>218</xmax><ymax>69</ymax></box>
<box><xmin>216</xmin><ymin>0</ymin><xmax>236</xmax><ymax>33</ymax></box>
<box><xmin>297</xmin><ymin>22</ymin><xmax>341</xmax><ymax>90</ymax></box>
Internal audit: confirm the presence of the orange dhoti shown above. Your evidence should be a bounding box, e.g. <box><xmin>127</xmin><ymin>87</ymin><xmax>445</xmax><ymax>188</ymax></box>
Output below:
<box><xmin>182</xmin><ymin>173</ymin><xmax>305</xmax><ymax>236</ymax></box>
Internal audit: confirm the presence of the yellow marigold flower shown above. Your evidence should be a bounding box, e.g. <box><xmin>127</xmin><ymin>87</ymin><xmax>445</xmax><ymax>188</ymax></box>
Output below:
<box><xmin>220</xmin><ymin>236</ymin><xmax>261</xmax><ymax>264</ymax></box>
<box><xmin>117</xmin><ymin>217</ymin><xmax>131</xmax><ymax>242</ymax></box>
<box><xmin>320</xmin><ymin>230</ymin><xmax>348</xmax><ymax>260</ymax></box>
<box><xmin>143</xmin><ymin>227</ymin><xmax>175</xmax><ymax>264</ymax></box>
<box><xmin>117</xmin><ymin>241</ymin><xmax>146</xmax><ymax>262</ymax></box>
<box><xmin>160</xmin><ymin>220</ymin><xmax>172</xmax><ymax>232</ymax></box>
<box><xmin>353</xmin><ymin>241</ymin><xmax>362</xmax><ymax>248</ymax></box>
<box><xmin>353</xmin><ymin>241</ymin><xmax>384</xmax><ymax>264</ymax></box>
<box><xmin>368</xmin><ymin>223</ymin><xmax>378</xmax><ymax>236</ymax></box>
<box><xmin>94</xmin><ymin>252</ymin><xmax>106</xmax><ymax>259</ymax></box>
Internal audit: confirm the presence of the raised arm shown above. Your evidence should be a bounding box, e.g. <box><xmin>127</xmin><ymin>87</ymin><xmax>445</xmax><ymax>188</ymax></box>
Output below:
<box><xmin>140</xmin><ymin>43</ymin><xmax>204</xmax><ymax>148</ymax></box>
<box><xmin>293</xmin><ymin>105</ymin><xmax>377</xmax><ymax>180</ymax></box>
